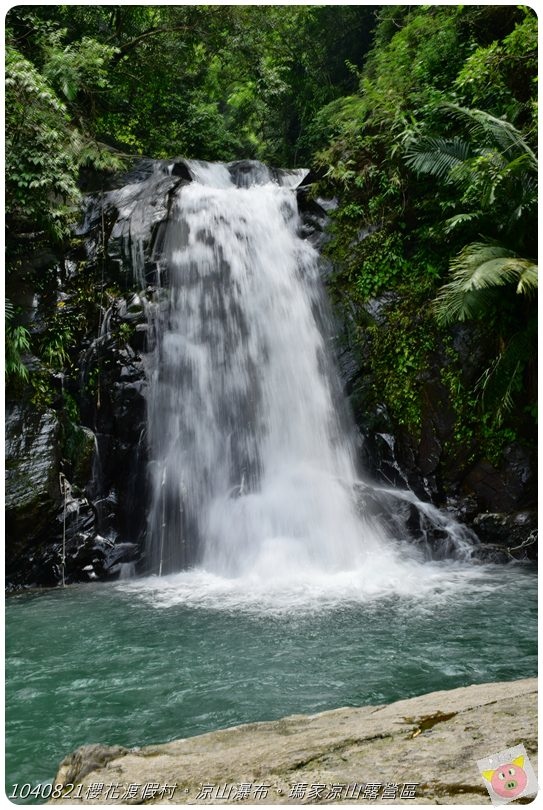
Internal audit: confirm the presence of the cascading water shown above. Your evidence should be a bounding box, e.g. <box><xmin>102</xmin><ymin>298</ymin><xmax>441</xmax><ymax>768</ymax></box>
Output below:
<box><xmin>143</xmin><ymin>159</ymin><xmax>477</xmax><ymax>598</ymax></box>
<box><xmin>5</xmin><ymin>161</ymin><xmax>535</xmax><ymax>799</ymax></box>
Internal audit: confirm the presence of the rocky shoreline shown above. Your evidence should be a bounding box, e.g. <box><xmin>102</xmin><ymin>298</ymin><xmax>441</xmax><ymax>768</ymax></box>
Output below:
<box><xmin>50</xmin><ymin>677</ymin><xmax>537</xmax><ymax>805</ymax></box>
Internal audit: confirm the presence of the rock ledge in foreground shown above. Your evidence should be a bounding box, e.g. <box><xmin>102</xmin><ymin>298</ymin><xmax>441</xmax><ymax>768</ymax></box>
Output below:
<box><xmin>50</xmin><ymin>677</ymin><xmax>537</xmax><ymax>804</ymax></box>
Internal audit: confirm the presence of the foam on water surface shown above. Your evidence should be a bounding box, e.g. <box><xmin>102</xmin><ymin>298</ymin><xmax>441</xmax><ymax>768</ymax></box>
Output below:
<box><xmin>117</xmin><ymin>558</ymin><xmax>512</xmax><ymax>615</ymax></box>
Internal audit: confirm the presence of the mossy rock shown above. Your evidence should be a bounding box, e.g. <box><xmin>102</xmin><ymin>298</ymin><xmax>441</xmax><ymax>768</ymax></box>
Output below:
<box><xmin>63</xmin><ymin>422</ymin><xmax>96</xmax><ymax>489</ymax></box>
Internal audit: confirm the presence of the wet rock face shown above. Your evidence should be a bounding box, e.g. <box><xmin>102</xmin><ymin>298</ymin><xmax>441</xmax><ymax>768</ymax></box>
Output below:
<box><xmin>464</xmin><ymin>445</ymin><xmax>535</xmax><ymax>513</ymax></box>
<box><xmin>8</xmin><ymin>160</ymin><xmax>196</xmax><ymax>588</ymax></box>
<box><xmin>6</xmin><ymin>405</ymin><xmax>61</xmax><ymax>558</ymax></box>
<box><xmin>78</xmin><ymin>308</ymin><xmax>149</xmax><ymax>567</ymax></box>
<box><xmin>471</xmin><ymin>511</ymin><xmax>537</xmax><ymax>561</ymax></box>
<box><xmin>5</xmin><ymin>406</ymin><xmax>94</xmax><ymax>588</ymax></box>
<box><xmin>296</xmin><ymin>187</ymin><xmax>332</xmax><ymax>251</ymax></box>
<box><xmin>78</xmin><ymin>159</ymin><xmax>189</xmax><ymax>290</ymax></box>
<box><xmin>5</xmin><ymin>161</ymin><xmax>170</xmax><ymax>589</ymax></box>
<box><xmin>5</xmin><ymin>293</ymin><xmax>149</xmax><ymax>589</ymax></box>
<box><xmin>4</xmin><ymin>402</ymin><xmax>139</xmax><ymax>589</ymax></box>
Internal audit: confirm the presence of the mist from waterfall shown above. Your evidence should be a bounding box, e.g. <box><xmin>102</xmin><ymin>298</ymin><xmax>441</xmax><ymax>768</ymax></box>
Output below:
<box><xmin>142</xmin><ymin>160</ymin><xmax>477</xmax><ymax>607</ymax></box>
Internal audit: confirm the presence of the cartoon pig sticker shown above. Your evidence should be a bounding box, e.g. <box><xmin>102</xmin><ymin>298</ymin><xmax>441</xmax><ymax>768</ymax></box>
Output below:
<box><xmin>482</xmin><ymin>755</ymin><xmax>528</xmax><ymax>799</ymax></box>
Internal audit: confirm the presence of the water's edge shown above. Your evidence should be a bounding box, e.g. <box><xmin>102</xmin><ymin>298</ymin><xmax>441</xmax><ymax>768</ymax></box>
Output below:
<box><xmin>49</xmin><ymin>677</ymin><xmax>537</xmax><ymax>805</ymax></box>
<box><xmin>6</xmin><ymin>569</ymin><xmax>537</xmax><ymax>803</ymax></box>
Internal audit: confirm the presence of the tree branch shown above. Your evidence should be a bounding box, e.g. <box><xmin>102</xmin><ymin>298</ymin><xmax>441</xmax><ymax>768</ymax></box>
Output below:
<box><xmin>111</xmin><ymin>25</ymin><xmax>193</xmax><ymax>65</ymax></box>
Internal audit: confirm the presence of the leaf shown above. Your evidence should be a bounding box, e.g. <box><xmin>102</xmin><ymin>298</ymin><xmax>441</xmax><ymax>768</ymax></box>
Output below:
<box><xmin>404</xmin><ymin>136</ymin><xmax>473</xmax><ymax>179</ymax></box>
<box><xmin>442</xmin><ymin>103</ymin><xmax>538</xmax><ymax>169</ymax></box>
<box><xmin>434</xmin><ymin>242</ymin><xmax>537</xmax><ymax>324</ymax></box>
<box><xmin>516</xmin><ymin>263</ymin><xmax>538</xmax><ymax>295</ymax></box>
<box><xmin>443</xmin><ymin>212</ymin><xmax>480</xmax><ymax>232</ymax></box>
<box><xmin>475</xmin><ymin>322</ymin><xmax>536</xmax><ymax>425</ymax></box>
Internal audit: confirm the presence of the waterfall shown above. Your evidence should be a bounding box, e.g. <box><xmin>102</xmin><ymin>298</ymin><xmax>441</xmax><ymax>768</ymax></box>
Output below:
<box><xmin>144</xmin><ymin>160</ymin><xmax>476</xmax><ymax>585</ymax></box>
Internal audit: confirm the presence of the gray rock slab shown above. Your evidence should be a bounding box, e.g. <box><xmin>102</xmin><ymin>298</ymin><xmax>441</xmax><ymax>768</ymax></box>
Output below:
<box><xmin>50</xmin><ymin>677</ymin><xmax>537</xmax><ymax>804</ymax></box>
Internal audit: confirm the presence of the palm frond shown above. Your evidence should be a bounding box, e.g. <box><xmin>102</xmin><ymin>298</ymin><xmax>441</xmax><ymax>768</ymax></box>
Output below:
<box><xmin>443</xmin><ymin>212</ymin><xmax>481</xmax><ymax>233</ymax></box>
<box><xmin>505</xmin><ymin>173</ymin><xmax>537</xmax><ymax>231</ymax></box>
<box><xmin>448</xmin><ymin>244</ymin><xmax>515</xmax><ymax>287</ymax></box>
<box><xmin>434</xmin><ymin>243</ymin><xmax>538</xmax><ymax>324</ymax></box>
<box><xmin>434</xmin><ymin>286</ymin><xmax>489</xmax><ymax>324</ymax></box>
<box><xmin>467</xmin><ymin>257</ymin><xmax>536</xmax><ymax>290</ymax></box>
<box><xmin>404</xmin><ymin>136</ymin><xmax>473</xmax><ymax>179</ymax></box>
<box><xmin>516</xmin><ymin>263</ymin><xmax>538</xmax><ymax>295</ymax></box>
<box><xmin>501</xmin><ymin>152</ymin><xmax>538</xmax><ymax>176</ymax></box>
<box><xmin>442</xmin><ymin>103</ymin><xmax>538</xmax><ymax>168</ymax></box>
<box><xmin>5</xmin><ymin>303</ymin><xmax>31</xmax><ymax>381</ymax></box>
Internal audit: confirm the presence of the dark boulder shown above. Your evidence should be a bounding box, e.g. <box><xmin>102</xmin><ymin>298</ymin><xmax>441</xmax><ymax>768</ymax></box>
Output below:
<box><xmin>471</xmin><ymin>511</ymin><xmax>537</xmax><ymax>561</ymax></box>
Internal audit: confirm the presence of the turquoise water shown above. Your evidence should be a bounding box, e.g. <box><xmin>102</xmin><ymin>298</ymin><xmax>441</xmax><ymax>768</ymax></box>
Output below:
<box><xmin>5</xmin><ymin>562</ymin><xmax>537</xmax><ymax>801</ymax></box>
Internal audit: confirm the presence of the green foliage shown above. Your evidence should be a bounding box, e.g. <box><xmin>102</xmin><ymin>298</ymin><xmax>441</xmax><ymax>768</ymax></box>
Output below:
<box><xmin>6</xmin><ymin>5</ymin><xmax>376</xmax><ymax>167</ymax></box>
<box><xmin>350</xmin><ymin>231</ymin><xmax>410</xmax><ymax>302</ymax></box>
<box><xmin>29</xmin><ymin>373</ymin><xmax>55</xmax><ymax>411</ymax></box>
<box><xmin>405</xmin><ymin>105</ymin><xmax>537</xmax><ymax>250</ymax></box>
<box><xmin>5</xmin><ymin>45</ymin><xmax>81</xmax><ymax>241</ymax></box>
<box><xmin>405</xmin><ymin>99</ymin><xmax>537</xmax><ymax>436</ymax></box>
<box><xmin>42</xmin><ymin>32</ymin><xmax>116</xmax><ymax>102</ymax></box>
<box><xmin>454</xmin><ymin>8</ymin><xmax>537</xmax><ymax>128</ymax></box>
<box><xmin>475</xmin><ymin>328</ymin><xmax>533</xmax><ymax>428</ymax></box>
<box><xmin>62</xmin><ymin>391</ymin><xmax>80</xmax><ymax>425</ymax></box>
<box><xmin>434</xmin><ymin>243</ymin><xmax>537</xmax><ymax>325</ymax></box>
<box><xmin>440</xmin><ymin>335</ymin><xmax>530</xmax><ymax>466</ymax></box>
<box><xmin>5</xmin><ymin>16</ymin><xmax>126</xmax><ymax>307</ymax></box>
<box><xmin>40</xmin><ymin>327</ymin><xmax>73</xmax><ymax>371</ymax></box>
<box><xmin>5</xmin><ymin>301</ymin><xmax>31</xmax><ymax>382</ymax></box>
<box><xmin>302</xmin><ymin>96</ymin><xmax>366</xmax><ymax>158</ymax></box>
<box><xmin>117</xmin><ymin>322</ymin><xmax>135</xmax><ymax>344</ymax></box>
<box><xmin>367</xmin><ymin>295</ymin><xmax>438</xmax><ymax>433</ymax></box>
<box><xmin>405</xmin><ymin>136</ymin><xmax>473</xmax><ymax>179</ymax></box>
<box><xmin>318</xmin><ymin>4</ymin><xmax>537</xmax><ymax>469</ymax></box>
<box><xmin>38</xmin><ymin>265</ymin><xmax>103</xmax><ymax>375</ymax></box>
<box><xmin>7</xmin><ymin>258</ymin><xmax>103</xmax><ymax>410</ymax></box>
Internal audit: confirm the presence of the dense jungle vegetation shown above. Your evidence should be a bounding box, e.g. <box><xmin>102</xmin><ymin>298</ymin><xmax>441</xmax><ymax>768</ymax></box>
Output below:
<box><xmin>6</xmin><ymin>5</ymin><xmax>537</xmax><ymax>494</ymax></box>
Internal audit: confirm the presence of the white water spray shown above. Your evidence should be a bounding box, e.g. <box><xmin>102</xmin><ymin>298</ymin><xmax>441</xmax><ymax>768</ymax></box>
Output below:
<box><xmin>141</xmin><ymin>160</ymin><xmax>477</xmax><ymax>604</ymax></box>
